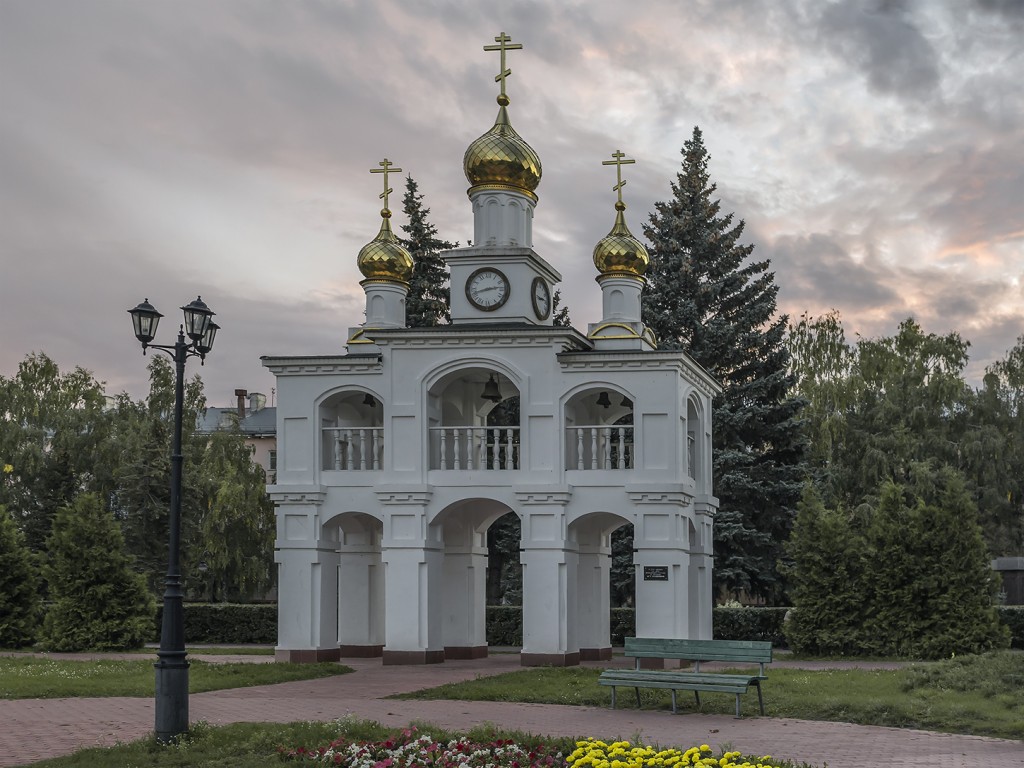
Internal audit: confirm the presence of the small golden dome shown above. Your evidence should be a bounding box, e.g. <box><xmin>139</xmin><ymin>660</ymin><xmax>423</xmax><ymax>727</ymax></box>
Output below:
<box><xmin>357</xmin><ymin>211</ymin><xmax>414</xmax><ymax>283</ymax></box>
<box><xmin>464</xmin><ymin>99</ymin><xmax>542</xmax><ymax>200</ymax></box>
<box><xmin>593</xmin><ymin>202</ymin><xmax>649</xmax><ymax>277</ymax></box>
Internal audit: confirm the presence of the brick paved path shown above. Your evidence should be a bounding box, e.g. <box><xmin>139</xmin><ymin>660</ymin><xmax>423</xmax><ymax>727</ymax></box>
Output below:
<box><xmin>1</xmin><ymin>654</ymin><xmax>1021</xmax><ymax>767</ymax></box>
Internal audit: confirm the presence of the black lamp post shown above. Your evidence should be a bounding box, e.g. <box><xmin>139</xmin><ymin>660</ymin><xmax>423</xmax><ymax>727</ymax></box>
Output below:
<box><xmin>128</xmin><ymin>296</ymin><xmax>218</xmax><ymax>743</ymax></box>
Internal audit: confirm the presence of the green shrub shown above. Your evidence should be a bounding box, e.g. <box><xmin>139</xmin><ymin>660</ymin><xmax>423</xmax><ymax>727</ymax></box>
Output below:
<box><xmin>41</xmin><ymin>493</ymin><xmax>155</xmax><ymax>651</ymax></box>
<box><xmin>610</xmin><ymin>607</ymin><xmax>635</xmax><ymax>646</ymax></box>
<box><xmin>0</xmin><ymin>505</ymin><xmax>40</xmax><ymax>647</ymax></box>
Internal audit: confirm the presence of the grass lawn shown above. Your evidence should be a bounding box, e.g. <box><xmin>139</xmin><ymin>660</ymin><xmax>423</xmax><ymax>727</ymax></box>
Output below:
<box><xmin>394</xmin><ymin>651</ymin><xmax>1024</xmax><ymax>740</ymax></box>
<box><xmin>22</xmin><ymin>718</ymin><xmax>817</xmax><ymax>768</ymax></box>
<box><xmin>131</xmin><ymin>646</ymin><xmax>277</xmax><ymax>656</ymax></box>
<box><xmin>0</xmin><ymin>657</ymin><xmax>351</xmax><ymax>699</ymax></box>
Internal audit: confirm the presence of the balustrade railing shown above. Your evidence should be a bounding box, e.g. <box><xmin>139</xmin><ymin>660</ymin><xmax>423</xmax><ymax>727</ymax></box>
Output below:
<box><xmin>322</xmin><ymin>427</ymin><xmax>384</xmax><ymax>470</ymax></box>
<box><xmin>430</xmin><ymin>426</ymin><xmax>520</xmax><ymax>470</ymax></box>
<box><xmin>566</xmin><ymin>425</ymin><xmax>634</xmax><ymax>470</ymax></box>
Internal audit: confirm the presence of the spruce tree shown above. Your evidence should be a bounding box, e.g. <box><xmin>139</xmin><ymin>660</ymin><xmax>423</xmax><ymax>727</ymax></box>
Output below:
<box><xmin>0</xmin><ymin>505</ymin><xmax>40</xmax><ymax>647</ymax></box>
<box><xmin>40</xmin><ymin>493</ymin><xmax>155</xmax><ymax>651</ymax></box>
<box><xmin>400</xmin><ymin>175</ymin><xmax>456</xmax><ymax>327</ymax></box>
<box><xmin>642</xmin><ymin>126</ymin><xmax>806</xmax><ymax>602</ymax></box>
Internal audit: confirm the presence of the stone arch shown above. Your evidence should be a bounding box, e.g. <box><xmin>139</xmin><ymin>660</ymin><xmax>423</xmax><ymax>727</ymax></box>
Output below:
<box><xmin>433</xmin><ymin>497</ymin><xmax>517</xmax><ymax>658</ymax></box>
<box><xmin>568</xmin><ymin>510</ymin><xmax>632</xmax><ymax>660</ymax></box>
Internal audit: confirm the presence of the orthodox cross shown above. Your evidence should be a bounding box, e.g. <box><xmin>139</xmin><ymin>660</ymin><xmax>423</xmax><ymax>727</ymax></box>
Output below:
<box><xmin>369</xmin><ymin>158</ymin><xmax>402</xmax><ymax>212</ymax></box>
<box><xmin>484</xmin><ymin>32</ymin><xmax>522</xmax><ymax>101</ymax></box>
<box><xmin>602</xmin><ymin>150</ymin><xmax>636</xmax><ymax>206</ymax></box>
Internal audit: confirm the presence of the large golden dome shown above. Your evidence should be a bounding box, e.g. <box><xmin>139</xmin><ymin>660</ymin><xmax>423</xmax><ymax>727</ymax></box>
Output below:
<box><xmin>593</xmin><ymin>202</ymin><xmax>649</xmax><ymax>278</ymax></box>
<box><xmin>357</xmin><ymin>211</ymin><xmax>414</xmax><ymax>284</ymax></box>
<box><xmin>464</xmin><ymin>97</ymin><xmax>542</xmax><ymax>200</ymax></box>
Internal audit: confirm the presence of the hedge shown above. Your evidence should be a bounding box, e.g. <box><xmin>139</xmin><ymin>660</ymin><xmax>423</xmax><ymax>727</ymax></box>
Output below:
<box><xmin>997</xmin><ymin>606</ymin><xmax>1024</xmax><ymax>649</ymax></box>
<box><xmin>156</xmin><ymin>603</ymin><xmax>1024</xmax><ymax>650</ymax></box>
<box><xmin>154</xmin><ymin>603</ymin><xmax>276</xmax><ymax>644</ymax></box>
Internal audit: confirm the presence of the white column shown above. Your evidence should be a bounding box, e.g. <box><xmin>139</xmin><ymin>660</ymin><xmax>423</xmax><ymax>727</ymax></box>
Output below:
<box><xmin>272</xmin><ymin>491</ymin><xmax>341</xmax><ymax>662</ymax></box>
<box><xmin>517</xmin><ymin>492</ymin><xmax>579</xmax><ymax>666</ymax></box>
<box><xmin>575</xmin><ymin>532</ymin><xmax>612</xmax><ymax>661</ymax></box>
<box><xmin>379</xmin><ymin>490</ymin><xmax>445</xmax><ymax>664</ymax></box>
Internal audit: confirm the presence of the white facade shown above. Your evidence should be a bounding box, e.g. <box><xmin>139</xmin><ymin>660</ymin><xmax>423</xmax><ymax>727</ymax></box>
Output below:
<box><xmin>262</xmin><ymin>48</ymin><xmax>720</xmax><ymax>665</ymax></box>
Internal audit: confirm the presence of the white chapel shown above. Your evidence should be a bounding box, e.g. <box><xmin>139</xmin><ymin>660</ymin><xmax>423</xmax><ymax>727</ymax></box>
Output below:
<box><xmin>262</xmin><ymin>33</ymin><xmax>720</xmax><ymax>665</ymax></box>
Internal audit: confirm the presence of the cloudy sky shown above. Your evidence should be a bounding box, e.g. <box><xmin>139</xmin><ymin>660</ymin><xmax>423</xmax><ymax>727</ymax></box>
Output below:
<box><xmin>1</xmin><ymin>0</ymin><xmax>1022</xmax><ymax>403</ymax></box>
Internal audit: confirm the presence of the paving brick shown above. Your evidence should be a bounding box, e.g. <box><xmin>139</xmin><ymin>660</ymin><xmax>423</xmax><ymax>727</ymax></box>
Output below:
<box><xmin>0</xmin><ymin>654</ymin><xmax>1020</xmax><ymax>767</ymax></box>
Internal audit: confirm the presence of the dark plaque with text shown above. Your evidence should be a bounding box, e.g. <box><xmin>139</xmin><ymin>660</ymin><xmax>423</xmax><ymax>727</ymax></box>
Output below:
<box><xmin>643</xmin><ymin>566</ymin><xmax>669</xmax><ymax>581</ymax></box>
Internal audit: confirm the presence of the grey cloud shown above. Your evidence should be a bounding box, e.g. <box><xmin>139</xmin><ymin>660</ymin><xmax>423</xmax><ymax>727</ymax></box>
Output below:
<box><xmin>817</xmin><ymin>1</ymin><xmax>940</xmax><ymax>98</ymax></box>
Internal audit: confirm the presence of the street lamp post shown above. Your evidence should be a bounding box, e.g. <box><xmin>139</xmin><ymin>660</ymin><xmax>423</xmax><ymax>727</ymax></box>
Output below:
<box><xmin>128</xmin><ymin>296</ymin><xmax>219</xmax><ymax>743</ymax></box>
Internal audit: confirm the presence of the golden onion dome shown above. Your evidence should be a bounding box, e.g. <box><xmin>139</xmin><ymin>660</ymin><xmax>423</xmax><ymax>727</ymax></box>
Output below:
<box><xmin>593</xmin><ymin>202</ymin><xmax>649</xmax><ymax>278</ymax></box>
<box><xmin>357</xmin><ymin>210</ymin><xmax>414</xmax><ymax>284</ymax></box>
<box><xmin>464</xmin><ymin>96</ymin><xmax>542</xmax><ymax>200</ymax></box>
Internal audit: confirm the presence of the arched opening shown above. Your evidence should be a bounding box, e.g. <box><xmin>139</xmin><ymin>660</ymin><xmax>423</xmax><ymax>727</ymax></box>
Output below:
<box><xmin>686</xmin><ymin>397</ymin><xmax>700</xmax><ymax>483</ymax></box>
<box><xmin>565</xmin><ymin>388</ymin><xmax>634</xmax><ymax>470</ymax></box>
<box><xmin>569</xmin><ymin>511</ymin><xmax>632</xmax><ymax>660</ymax></box>
<box><xmin>486</xmin><ymin>510</ymin><xmax>522</xmax><ymax>605</ymax></box>
<box><xmin>323</xmin><ymin>511</ymin><xmax>384</xmax><ymax>657</ymax></box>
<box><xmin>319</xmin><ymin>390</ymin><xmax>383</xmax><ymax>471</ymax></box>
<box><xmin>433</xmin><ymin>498</ymin><xmax>515</xmax><ymax>658</ymax></box>
<box><xmin>428</xmin><ymin>368</ymin><xmax>521</xmax><ymax>470</ymax></box>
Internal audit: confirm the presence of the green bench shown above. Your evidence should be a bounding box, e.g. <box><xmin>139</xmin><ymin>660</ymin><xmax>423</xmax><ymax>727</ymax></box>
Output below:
<box><xmin>598</xmin><ymin>637</ymin><xmax>772</xmax><ymax>717</ymax></box>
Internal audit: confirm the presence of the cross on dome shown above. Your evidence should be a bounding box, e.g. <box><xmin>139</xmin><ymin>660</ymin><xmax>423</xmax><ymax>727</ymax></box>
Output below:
<box><xmin>602</xmin><ymin>150</ymin><xmax>636</xmax><ymax>208</ymax></box>
<box><xmin>369</xmin><ymin>158</ymin><xmax>402</xmax><ymax>214</ymax></box>
<box><xmin>483</xmin><ymin>32</ymin><xmax>523</xmax><ymax>105</ymax></box>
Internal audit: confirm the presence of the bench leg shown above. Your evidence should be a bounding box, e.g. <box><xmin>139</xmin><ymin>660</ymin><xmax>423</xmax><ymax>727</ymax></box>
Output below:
<box><xmin>670</xmin><ymin>690</ymin><xmax>677</xmax><ymax>714</ymax></box>
<box><xmin>693</xmin><ymin>690</ymin><xmax>701</xmax><ymax>709</ymax></box>
<box><xmin>610</xmin><ymin>687</ymin><xmax>616</xmax><ymax>709</ymax></box>
<box><xmin>756</xmin><ymin>681</ymin><xmax>764</xmax><ymax>716</ymax></box>
<box><xmin>734</xmin><ymin>693</ymin><xmax>741</xmax><ymax>719</ymax></box>
<box><xmin>635</xmin><ymin>687</ymin><xmax>642</xmax><ymax>709</ymax></box>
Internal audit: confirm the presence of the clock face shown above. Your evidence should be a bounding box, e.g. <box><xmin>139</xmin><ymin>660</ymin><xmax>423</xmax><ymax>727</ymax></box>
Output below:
<box><xmin>466</xmin><ymin>268</ymin><xmax>510</xmax><ymax>311</ymax></box>
<box><xmin>531</xmin><ymin>277</ymin><xmax>551</xmax><ymax>320</ymax></box>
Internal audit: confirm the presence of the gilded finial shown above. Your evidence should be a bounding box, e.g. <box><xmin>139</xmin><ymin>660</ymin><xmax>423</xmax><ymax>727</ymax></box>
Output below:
<box><xmin>602</xmin><ymin>150</ymin><xmax>636</xmax><ymax>208</ymax></box>
<box><xmin>369</xmin><ymin>158</ymin><xmax>402</xmax><ymax>215</ymax></box>
<box><xmin>484</xmin><ymin>32</ymin><xmax>522</xmax><ymax>106</ymax></box>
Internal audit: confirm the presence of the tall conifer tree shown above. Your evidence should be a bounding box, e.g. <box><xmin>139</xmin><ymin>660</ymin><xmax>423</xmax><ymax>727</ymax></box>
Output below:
<box><xmin>400</xmin><ymin>176</ymin><xmax>456</xmax><ymax>327</ymax></box>
<box><xmin>642</xmin><ymin>126</ymin><xmax>805</xmax><ymax>602</ymax></box>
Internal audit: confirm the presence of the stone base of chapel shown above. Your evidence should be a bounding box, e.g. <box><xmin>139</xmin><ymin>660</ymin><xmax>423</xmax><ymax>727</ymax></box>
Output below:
<box><xmin>443</xmin><ymin>645</ymin><xmax>489</xmax><ymax>659</ymax></box>
<box><xmin>275</xmin><ymin>647</ymin><xmax>342</xmax><ymax>663</ymax></box>
<box><xmin>579</xmin><ymin>647</ymin><xmax>613</xmax><ymax>661</ymax></box>
<box><xmin>339</xmin><ymin>644</ymin><xmax>384</xmax><ymax>658</ymax></box>
<box><xmin>520</xmin><ymin>651</ymin><xmax>581</xmax><ymax>667</ymax></box>
<box><xmin>382</xmin><ymin>649</ymin><xmax>446</xmax><ymax>665</ymax></box>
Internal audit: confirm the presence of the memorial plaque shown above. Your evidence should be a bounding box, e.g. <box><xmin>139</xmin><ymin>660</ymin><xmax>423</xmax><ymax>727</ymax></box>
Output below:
<box><xmin>643</xmin><ymin>566</ymin><xmax>669</xmax><ymax>581</ymax></box>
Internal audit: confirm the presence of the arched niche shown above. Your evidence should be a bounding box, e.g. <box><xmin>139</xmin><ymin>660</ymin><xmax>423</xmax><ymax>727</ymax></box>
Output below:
<box><xmin>318</xmin><ymin>389</ymin><xmax>384</xmax><ymax>471</ymax></box>
<box><xmin>426</xmin><ymin>366</ymin><xmax>522</xmax><ymax>470</ymax></box>
<box><xmin>564</xmin><ymin>386</ymin><xmax>635</xmax><ymax>470</ymax></box>
<box><xmin>686</xmin><ymin>395</ymin><xmax>703</xmax><ymax>487</ymax></box>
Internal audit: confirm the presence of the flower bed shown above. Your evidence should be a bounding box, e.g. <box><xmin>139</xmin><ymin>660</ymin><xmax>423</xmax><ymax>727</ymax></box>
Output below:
<box><xmin>280</xmin><ymin>730</ymin><xmax>782</xmax><ymax>768</ymax></box>
<box><xmin>569</xmin><ymin>738</ymin><xmax>779</xmax><ymax>768</ymax></box>
<box><xmin>280</xmin><ymin>728</ymin><xmax>563</xmax><ymax>767</ymax></box>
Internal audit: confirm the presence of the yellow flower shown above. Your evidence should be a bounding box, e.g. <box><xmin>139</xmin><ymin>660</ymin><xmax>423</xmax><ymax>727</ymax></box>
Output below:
<box><xmin>3</xmin><ymin>463</ymin><xmax>12</xmax><ymax>474</ymax></box>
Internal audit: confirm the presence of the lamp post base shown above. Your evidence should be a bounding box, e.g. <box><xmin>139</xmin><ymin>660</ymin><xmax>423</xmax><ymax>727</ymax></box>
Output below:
<box><xmin>154</xmin><ymin>658</ymin><xmax>190</xmax><ymax>743</ymax></box>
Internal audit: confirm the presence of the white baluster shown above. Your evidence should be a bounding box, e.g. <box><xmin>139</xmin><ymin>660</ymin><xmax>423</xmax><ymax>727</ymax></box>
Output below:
<box><xmin>616</xmin><ymin>427</ymin><xmax>625</xmax><ymax>469</ymax></box>
<box><xmin>453</xmin><ymin>427</ymin><xmax>462</xmax><ymax>470</ymax></box>
<box><xmin>343</xmin><ymin>429</ymin><xmax>353</xmax><ymax>469</ymax></box>
<box><xmin>590</xmin><ymin>428</ymin><xmax>598</xmax><ymax>470</ymax></box>
<box><xmin>440</xmin><ymin>429</ymin><xmax>448</xmax><ymax>470</ymax></box>
<box><xmin>358</xmin><ymin>429</ymin><xmax>367</xmax><ymax>470</ymax></box>
<box><xmin>576</xmin><ymin>429</ymin><xmax>584</xmax><ymax>470</ymax></box>
<box><xmin>476</xmin><ymin>428</ymin><xmax>485</xmax><ymax>469</ymax></box>
<box><xmin>333</xmin><ymin>432</ymin><xmax>342</xmax><ymax>470</ymax></box>
<box><xmin>506</xmin><ymin>428</ymin><xmax>514</xmax><ymax>470</ymax></box>
<box><xmin>372</xmin><ymin>429</ymin><xmax>380</xmax><ymax>470</ymax></box>
<box><xmin>601</xmin><ymin>427</ymin><xmax>611</xmax><ymax>469</ymax></box>
<box><xmin>491</xmin><ymin>428</ymin><xmax>500</xmax><ymax>470</ymax></box>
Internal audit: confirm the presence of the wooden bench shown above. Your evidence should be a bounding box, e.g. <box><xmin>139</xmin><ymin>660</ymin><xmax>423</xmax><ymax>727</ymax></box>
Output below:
<box><xmin>598</xmin><ymin>637</ymin><xmax>772</xmax><ymax>717</ymax></box>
